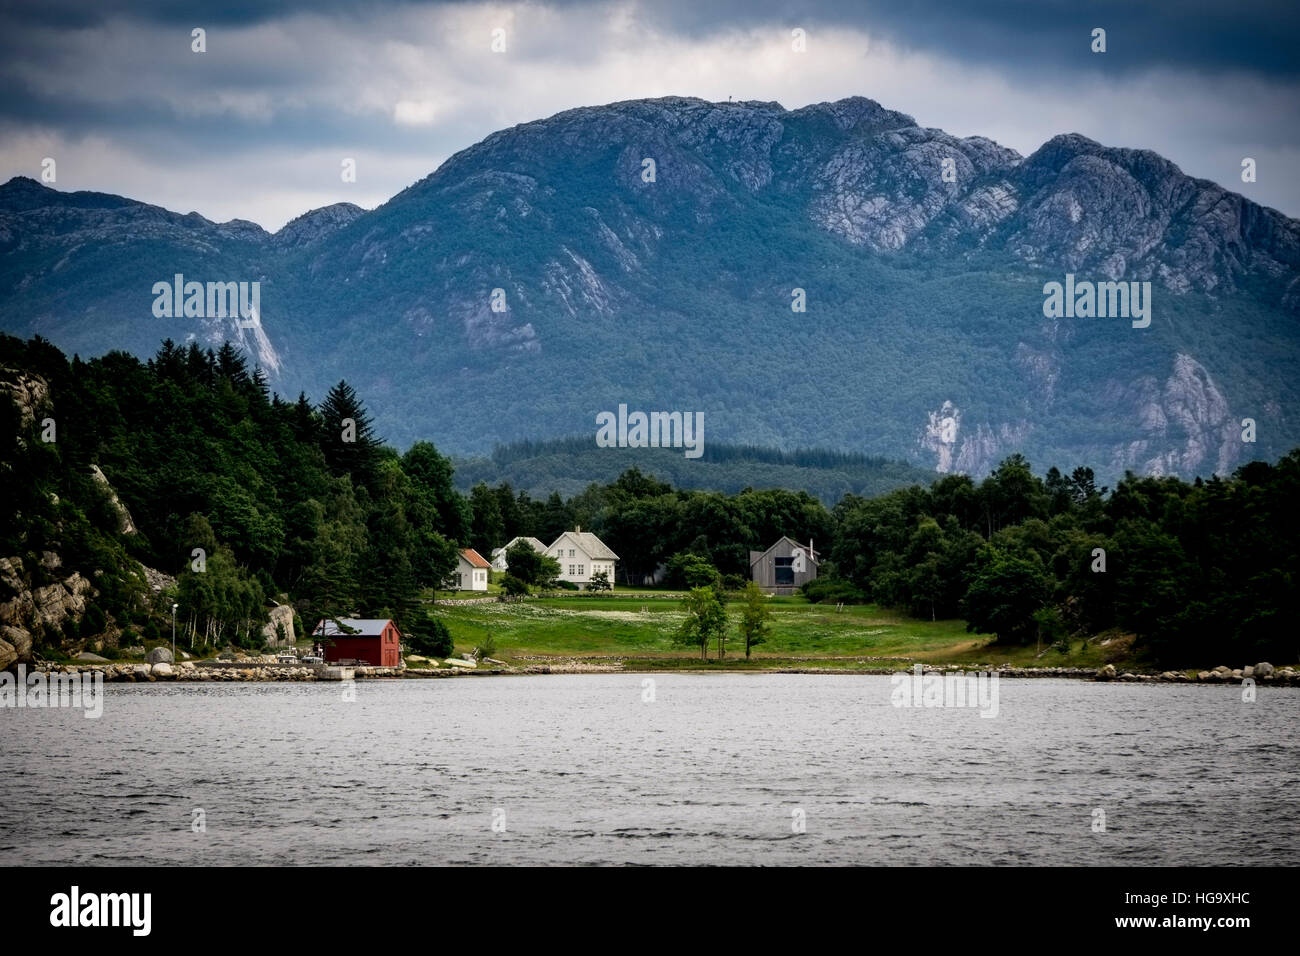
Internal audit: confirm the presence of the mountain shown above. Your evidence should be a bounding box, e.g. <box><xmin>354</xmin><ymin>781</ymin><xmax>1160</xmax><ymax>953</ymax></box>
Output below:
<box><xmin>2</xmin><ymin>95</ymin><xmax>1297</xmax><ymax>480</ymax></box>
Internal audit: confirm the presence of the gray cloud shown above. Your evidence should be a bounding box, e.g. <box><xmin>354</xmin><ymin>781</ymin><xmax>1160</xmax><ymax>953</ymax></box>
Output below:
<box><xmin>0</xmin><ymin>0</ymin><xmax>1295</xmax><ymax>228</ymax></box>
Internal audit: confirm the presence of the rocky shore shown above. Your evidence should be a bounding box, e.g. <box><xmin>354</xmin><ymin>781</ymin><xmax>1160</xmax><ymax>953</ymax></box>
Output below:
<box><xmin>28</xmin><ymin>658</ymin><xmax>405</xmax><ymax>682</ymax></box>
<box><xmin>17</xmin><ymin>658</ymin><xmax>1300</xmax><ymax>684</ymax></box>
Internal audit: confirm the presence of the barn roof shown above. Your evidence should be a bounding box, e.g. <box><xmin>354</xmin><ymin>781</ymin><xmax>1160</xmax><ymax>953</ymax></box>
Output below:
<box><xmin>749</xmin><ymin>536</ymin><xmax>820</xmax><ymax>567</ymax></box>
<box><xmin>314</xmin><ymin>618</ymin><xmax>394</xmax><ymax>637</ymax></box>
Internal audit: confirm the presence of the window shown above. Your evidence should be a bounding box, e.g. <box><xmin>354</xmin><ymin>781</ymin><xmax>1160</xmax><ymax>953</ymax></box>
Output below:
<box><xmin>569</xmin><ymin>549</ymin><xmax>575</xmax><ymax>557</ymax></box>
<box><xmin>569</xmin><ymin>565</ymin><xmax>576</xmax><ymax>575</ymax></box>
<box><xmin>578</xmin><ymin>565</ymin><xmax>585</xmax><ymax>575</ymax></box>
<box><xmin>455</xmin><ymin>572</ymin><xmax>464</xmax><ymax>587</ymax></box>
<box><xmin>774</xmin><ymin>556</ymin><xmax>794</xmax><ymax>586</ymax></box>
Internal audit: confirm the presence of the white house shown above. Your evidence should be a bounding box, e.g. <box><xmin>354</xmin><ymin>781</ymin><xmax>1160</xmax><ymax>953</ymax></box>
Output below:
<box><xmin>490</xmin><ymin>536</ymin><xmax>548</xmax><ymax>572</ymax></box>
<box><xmin>451</xmin><ymin>548</ymin><xmax>491</xmax><ymax>591</ymax></box>
<box><xmin>547</xmin><ymin>526</ymin><xmax>619</xmax><ymax>590</ymax></box>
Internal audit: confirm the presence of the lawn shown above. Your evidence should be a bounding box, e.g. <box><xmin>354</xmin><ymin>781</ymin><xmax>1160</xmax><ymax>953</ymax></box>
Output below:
<box><xmin>425</xmin><ymin>592</ymin><xmax>1093</xmax><ymax>669</ymax></box>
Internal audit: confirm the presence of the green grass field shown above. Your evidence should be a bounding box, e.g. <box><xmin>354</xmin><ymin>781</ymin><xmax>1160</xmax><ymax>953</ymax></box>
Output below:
<box><xmin>424</xmin><ymin>593</ymin><xmax>1131</xmax><ymax>671</ymax></box>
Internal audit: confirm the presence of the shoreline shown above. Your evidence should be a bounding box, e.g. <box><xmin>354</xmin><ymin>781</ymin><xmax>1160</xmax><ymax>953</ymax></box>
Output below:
<box><xmin>14</xmin><ymin>659</ymin><xmax>1298</xmax><ymax>686</ymax></box>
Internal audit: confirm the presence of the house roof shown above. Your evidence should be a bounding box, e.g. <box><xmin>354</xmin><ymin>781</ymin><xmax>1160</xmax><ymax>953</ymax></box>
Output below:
<box><xmin>461</xmin><ymin>548</ymin><xmax>492</xmax><ymax>569</ymax></box>
<box><xmin>549</xmin><ymin>528</ymin><xmax>619</xmax><ymax>561</ymax></box>
<box><xmin>314</xmin><ymin>618</ymin><xmax>394</xmax><ymax>638</ymax></box>
<box><xmin>750</xmin><ymin>536</ymin><xmax>820</xmax><ymax>567</ymax></box>
<box><xmin>491</xmin><ymin>536</ymin><xmax>547</xmax><ymax>558</ymax></box>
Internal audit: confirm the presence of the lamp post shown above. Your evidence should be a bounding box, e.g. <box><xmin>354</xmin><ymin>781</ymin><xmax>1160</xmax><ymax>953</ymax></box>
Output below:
<box><xmin>171</xmin><ymin>603</ymin><xmax>178</xmax><ymax>661</ymax></box>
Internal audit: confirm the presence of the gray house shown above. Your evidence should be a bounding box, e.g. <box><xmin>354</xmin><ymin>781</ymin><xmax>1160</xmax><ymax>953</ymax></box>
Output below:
<box><xmin>749</xmin><ymin>536</ymin><xmax>819</xmax><ymax>594</ymax></box>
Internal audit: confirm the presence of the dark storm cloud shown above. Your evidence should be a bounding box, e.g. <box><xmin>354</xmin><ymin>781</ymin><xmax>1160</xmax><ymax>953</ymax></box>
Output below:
<box><xmin>4</xmin><ymin>0</ymin><xmax>1297</xmax><ymax>77</ymax></box>
<box><xmin>0</xmin><ymin>0</ymin><xmax>1296</xmax><ymax>226</ymax></box>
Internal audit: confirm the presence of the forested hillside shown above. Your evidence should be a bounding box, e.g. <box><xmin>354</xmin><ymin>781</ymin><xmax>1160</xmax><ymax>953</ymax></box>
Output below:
<box><xmin>3</xmin><ymin>333</ymin><xmax>1295</xmax><ymax>669</ymax></box>
<box><xmin>452</xmin><ymin>437</ymin><xmax>932</xmax><ymax>503</ymax></box>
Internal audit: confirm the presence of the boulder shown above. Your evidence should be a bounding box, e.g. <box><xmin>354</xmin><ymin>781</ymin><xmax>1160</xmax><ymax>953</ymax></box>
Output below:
<box><xmin>1</xmin><ymin>624</ymin><xmax>33</xmax><ymax>666</ymax></box>
<box><xmin>132</xmin><ymin>664</ymin><xmax>152</xmax><ymax>679</ymax></box>
<box><xmin>76</xmin><ymin>651</ymin><xmax>109</xmax><ymax>662</ymax></box>
<box><xmin>151</xmin><ymin>662</ymin><xmax>174</xmax><ymax>678</ymax></box>
<box><xmin>1254</xmin><ymin>662</ymin><xmax>1275</xmax><ymax>678</ymax></box>
<box><xmin>146</xmin><ymin>646</ymin><xmax>173</xmax><ymax>664</ymax></box>
<box><xmin>1096</xmin><ymin>664</ymin><xmax>1116</xmax><ymax>681</ymax></box>
<box><xmin>1243</xmin><ymin>665</ymin><xmax>1255</xmax><ymax>678</ymax></box>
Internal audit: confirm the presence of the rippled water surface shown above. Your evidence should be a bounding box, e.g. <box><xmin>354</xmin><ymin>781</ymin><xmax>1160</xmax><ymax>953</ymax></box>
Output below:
<box><xmin>4</xmin><ymin>675</ymin><xmax>1297</xmax><ymax>865</ymax></box>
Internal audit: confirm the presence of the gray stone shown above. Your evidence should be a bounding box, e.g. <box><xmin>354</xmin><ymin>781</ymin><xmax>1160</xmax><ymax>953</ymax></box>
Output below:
<box><xmin>261</xmin><ymin>602</ymin><xmax>296</xmax><ymax>647</ymax></box>
<box><xmin>1</xmin><ymin>625</ymin><xmax>32</xmax><ymax>666</ymax></box>
<box><xmin>76</xmin><ymin>651</ymin><xmax>110</xmax><ymax>662</ymax></box>
<box><xmin>151</xmin><ymin>662</ymin><xmax>174</xmax><ymax>678</ymax></box>
<box><xmin>1096</xmin><ymin>663</ymin><xmax>1116</xmax><ymax>681</ymax></box>
<box><xmin>1254</xmin><ymin>662</ymin><xmax>1275</xmax><ymax>678</ymax></box>
<box><xmin>146</xmin><ymin>646</ymin><xmax>173</xmax><ymax>664</ymax></box>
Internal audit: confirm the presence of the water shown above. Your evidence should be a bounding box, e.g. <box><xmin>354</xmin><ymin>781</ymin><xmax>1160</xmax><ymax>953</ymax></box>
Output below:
<box><xmin>3</xmin><ymin>675</ymin><xmax>1297</xmax><ymax>865</ymax></box>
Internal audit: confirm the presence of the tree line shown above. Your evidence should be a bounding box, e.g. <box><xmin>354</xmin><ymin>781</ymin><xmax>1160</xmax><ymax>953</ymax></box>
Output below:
<box><xmin>3</xmin><ymin>333</ymin><xmax>1295</xmax><ymax>667</ymax></box>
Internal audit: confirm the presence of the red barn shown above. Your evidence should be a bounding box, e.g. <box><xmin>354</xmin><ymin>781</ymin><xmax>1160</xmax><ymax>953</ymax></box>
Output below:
<box><xmin>314</xmin><ymin>618</ymin><xmax>402</xmax><ymax>667</ymax></box>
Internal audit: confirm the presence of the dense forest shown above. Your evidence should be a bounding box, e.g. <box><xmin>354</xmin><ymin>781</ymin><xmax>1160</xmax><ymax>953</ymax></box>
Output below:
<box><xmin>2</xmin><ymin>333</ymin><xmax>1296</xmax><ymax>667</ymax></box>
<box><xmin>452</xmin><ymin>437</ymin><xmax>932</xmax><ymax>504</ymax></box>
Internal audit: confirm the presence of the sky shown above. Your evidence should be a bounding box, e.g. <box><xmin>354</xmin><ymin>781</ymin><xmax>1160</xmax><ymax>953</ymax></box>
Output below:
<box><xmin>2</xmin><ymin>0</ymin><xmax>1297</xmax><ymax>231</ymax></box>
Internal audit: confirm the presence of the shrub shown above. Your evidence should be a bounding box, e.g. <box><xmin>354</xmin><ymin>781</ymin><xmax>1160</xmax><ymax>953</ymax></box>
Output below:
<box><xmin>82</xmin><ymin>604</ymin><xmax>108</xmax><ymax>637</ymax></box>
<box><xmin>477</xmin><ymin>633</ymin><xmax>498</xmax><ymax>660</ymax></box>
<box><xmin>407</xmin><ymin>613</ymin><xmax>454</xmax><ymax>658</ymax></box>
<box><xmin>501</xmin><ymin>574</ymin><xmax>529</xmax><ymax>599</ymax></box>
<box><xmin>801</xmin><ymin>578</ymin><xmax>868</xmax><ymax>604</ymax></box>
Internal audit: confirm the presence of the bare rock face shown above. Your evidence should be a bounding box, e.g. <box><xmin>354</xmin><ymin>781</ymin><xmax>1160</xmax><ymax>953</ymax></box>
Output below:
<box><xmin>0</xmin><ymin>625</ymin><xmax>32</xmax><ymax>668</ymax></box>
<box><xmin>0</xmin><ymin>367</ymin><xmax>50</xmax><ymax>427</ymax></box>
<box><xmin>918</xmin><ymin>400</ymin><xmax>1032</xmax><ymax>476</ymax></box>
<box><xmin>261</xmin><ymin>602</ymin><xmax>296</xmax><ymax>647</ymax></box>
<box><xmin>1108</xmin><ymin>353</ymin><xmax>1240</xmax><ymax>477</ymax></box>
<box><xmin>89</xmin><ymin>465</ymin><xmax>137</xmax><ymax>534</ymax></box>
<box><xmin>272</xmin><ymin>202</ymin><xmax>365</xmax><ymax>249</ymax></box>
<box><xmin>0</xmin><ymin>556</ymin><xmax>98</xmax><ymax>665</ymax></box>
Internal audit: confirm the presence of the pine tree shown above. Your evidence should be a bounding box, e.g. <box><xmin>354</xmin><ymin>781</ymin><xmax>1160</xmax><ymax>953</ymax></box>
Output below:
<box><xmin>319</xmin><ymin>380</ymin><xmax>381</xmax><ymax>488</ymax></box>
